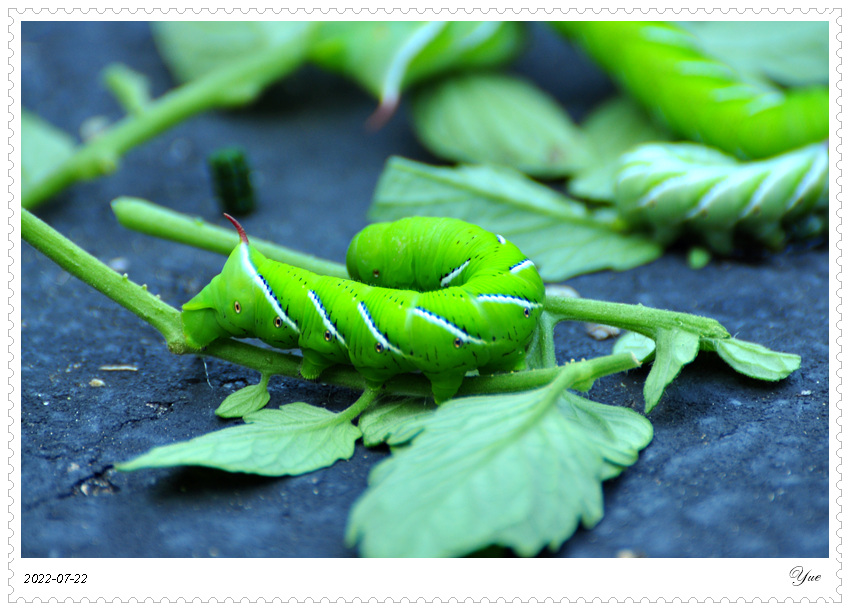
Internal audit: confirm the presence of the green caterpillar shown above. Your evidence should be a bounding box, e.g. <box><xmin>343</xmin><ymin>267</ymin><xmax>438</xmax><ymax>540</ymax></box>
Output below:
<box><xmin>615</xmin><ymin>141</ymin><xmax>829</xmax><ymax>253</ymax></box>
<box><xmin>553</xmin><ymin>21</ymin><xmax>828</xmax><ymax>159</ymax></box>
<box><xmin>182</xmin><ymin>216</ymin><xmax>546</xmax><ymax>402</ymax></box>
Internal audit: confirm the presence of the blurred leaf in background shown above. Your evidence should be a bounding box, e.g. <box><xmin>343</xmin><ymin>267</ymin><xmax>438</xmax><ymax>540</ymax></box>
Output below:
<box><xmin>309</xmin><ymin>21</ymin><xmax>525</xmax><ymax>121</ymax></box>
<box><xmin>369</xmin><ymin>156</ymin><xmax>662</xmax><ymax>280</ymax></box>
<box><xmin>21</xmin><ymin>109</ymin><xmax>77</xmax><ymax>195</ymax></box>
<box><xmin>411</xmin><ymin>71</ymin><xmax>590</xmax><ymax>178</ymax></box>
<box><xmin>152</xmin><ymin>21</ymin><xmax>317</xmax><ymax>84</ymax></box>
<box><xmin>569</xmin><ymin>97</ymin><xmax>672</xmax><ymax>203</ymax></box>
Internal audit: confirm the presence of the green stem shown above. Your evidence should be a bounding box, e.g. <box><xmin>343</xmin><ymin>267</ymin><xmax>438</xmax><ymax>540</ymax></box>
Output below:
<box><xmin>102</xmin><ymin>63</ymin><xmax>151</xmax><ymax>116</ymax></box>
<box><xmin>22</xmin><ymin>33</ymin><xmax>309</xmax><ymax>210</ymax></box>
<box><xmin>373</xmin><ymin>353</ymin><xmax>640</xmax><ymax>400</ymax></box>
<box><xmin>21</xmin><ymin>209</ymin><xmax>185</xmax><ymax>347</ymax></box>
<box><xmin>544</xmin><ymin>357</ymin><xmax>598</xmax><ymax>404</ymax></box>
<box><xmin>111</xmin><ymin>197</ymin><xmax>349</xmax><ymax>278</ymax></box>
<box><xmin>336</xmin><ymin>387</ymin><xmax>382</xmax><ymax>422</ymax></box>
<box><xmin>544</xmin><ymin>294</ymin><xmax>730</xmax><ymax>341</ymax></box>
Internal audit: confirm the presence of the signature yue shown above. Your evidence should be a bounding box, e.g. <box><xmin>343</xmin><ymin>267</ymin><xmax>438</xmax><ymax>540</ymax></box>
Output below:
<box><xmin>789</xmin><ymin>566</ymin><xmax>821</xmax><ymax>586</ymax></box>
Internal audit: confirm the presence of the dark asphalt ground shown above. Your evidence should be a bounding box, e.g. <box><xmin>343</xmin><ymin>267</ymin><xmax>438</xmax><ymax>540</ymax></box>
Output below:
<box><xmin>20</xmin><ymin>21</ymin><xmax>830</xmax><ymax>558</ymax></box>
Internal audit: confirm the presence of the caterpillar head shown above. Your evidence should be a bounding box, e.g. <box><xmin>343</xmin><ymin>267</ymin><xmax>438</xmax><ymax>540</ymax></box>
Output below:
<box><xmin>182</xmin><ymin>215</ymin><xmax>264</xmax><ymax>350</ymax></box>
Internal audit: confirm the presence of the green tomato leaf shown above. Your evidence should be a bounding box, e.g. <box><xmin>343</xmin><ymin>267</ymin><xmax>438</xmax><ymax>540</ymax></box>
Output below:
<box><xmin>369</xmin><ymin>156</ymin><xmax>662</xmax><ymax>281</ymax></box>
<box><xmin>21</xmin><ymin>109</ymin><xmax>76</xmax><ymax>196</ymax></box>
<box><xmin>346</xmin><ymin>383</ymin><xmax>652</xmax><ymax>557</ymax></box>
<box><xmin>116</xmin><ymin>402</ymin><xmax>360</xmax><ymax>476</ymax></box>
<box><xmin>215</xmin><ymin>373</ymin><xmax>271</xmax><ymax>418</ymax></box>
<box><xmin>612</xmin><ymin>331</ymin><xmax>656</xmax><ymax>364</ymax></box>
<box><xmin>679</xmin><ymin>21</ymin><xmax>829</xmax><ymax>88</ymax></box>
<box><xmin>358</xmin><ymin>396</ymin><xmax>436</xmax><ymax>447</ymax></box>
<box><xmin>556</xmin><ymin>393</ymin><xmax>654</xmax><ymax>480</ymax></box>
<box><xmin>710</xmin><ymin>338</ymin><xmax>801</xmax><ymax>381</ymax></box>
<box><xmin>569</xmin><ymin>97</ymin><xmax>671</xmax><ymax>202</ymax></box>
<box><xmin>644</xmin><ymin>328</ymin><xmax>701</xmax><ymax>413</ymax></box>
<box><xmin>411</xmin><ymin>72</ymin><xmax>590</xmax><ymax>178</ymax></box>
<box><xmin>152</xmin><ymin>21</ymin><xmax>315</xmax><ymax>85</ymax></box>
<box><xmin>310</xmin><ymin>21</ymin><xmax>524</xmax><ymax>119</ymax></box>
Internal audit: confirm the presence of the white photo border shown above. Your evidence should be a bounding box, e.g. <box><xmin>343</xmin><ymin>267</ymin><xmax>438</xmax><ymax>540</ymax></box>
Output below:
<box><xmin>6</xmin><ymin>4</ymin><xmax>843</xmax><ymax>603</ymax></box>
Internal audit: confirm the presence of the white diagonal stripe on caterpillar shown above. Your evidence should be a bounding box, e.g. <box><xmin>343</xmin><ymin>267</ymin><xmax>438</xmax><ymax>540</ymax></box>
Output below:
<box><xmin>509</xmin><ymin>259</ymin><xmax>535</xmax><ymax>273</ymax></box>
<box><xmin>496</xmin><ymin>234</ymin><xmax>506</xmax><ymax>244</ymax></box>
<box><xmin>308</xmin><ymin>290</ymin><xmax>347</xmax><ymax>348</ymax></box>
<box><xmin>240</xmin><ymin>244</ymin><xmax>300</xmax><ymax>333</ymax></box>
<box><xmin>639</xmin><ymin>24</ymin><xmax>695</xmax><ymax>48</ymax></box>
<box><xmin>636</xmin><ymin>173</ymin><xmax>691</xmax><ymax>209</ymax></box>
<box><xmin>743</xmin><ymin>91</ymin><xmax>785</xmax><ymax>117</ymax></box>
<box><xmin>783</xmin><ymin>145</ymin><xmax>829</xmax><ymax>214</ymax></box>
<box><xmin>476</xmin><ymin>294</ymin><xmax>542</xmax><ymax>309</ymax></box>
<box><xmin>357</xmin><ymin>301</ymin><xmax>403</xmax><ymax>355</ymax></box>
<box><xmin>675</xmin><ymin>59</ymin><xmax>734</xmax><ymax>80</ymax></box>
<box><xmin>411</xmin><ymin>307</ymin><xmax>487</xmax><ymax>345</ymax></box>
<box><xmin>616</xmin><ymin>161</ymin><xmax>655</xmax><ymax>185</ymax></box>
<box><xmin>638</xmin><ymin>169</ymin><xmax>727</xmax><ymax>210</ymax></box>
<box><xmin>685</xmin><ymin>165</ymin><xmax>764</xmax><ymax>220</ymax></box>
<box><xmin>737</xmin><ymin>162</ymin><xmax>790</xmax><ymax>220</ymax></box>
<box><xmin>440</xmin><ymin>258</ymin><xmax>470</xmax><ymax>287</ymax></box>
<box><xmin>710</xmin><ymin>83</ymin><xmax>762</xmax><ymax>104</ymax></box>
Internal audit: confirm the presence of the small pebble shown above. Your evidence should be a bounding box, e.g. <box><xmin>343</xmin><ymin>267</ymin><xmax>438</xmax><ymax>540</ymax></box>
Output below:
<box><xmin>545</xmin><ymin>285</ymin><xmax>580</xmax><ymax>299</ymax></box>
<box><xmin>585</xmin><ymin>323</ymin><xmax>621</xmax><ymax>340</ymax></box>
<box><xmin>616</xmin><ymin>548</ymin><xmax>646</xmax><ymax>558</ymax></box>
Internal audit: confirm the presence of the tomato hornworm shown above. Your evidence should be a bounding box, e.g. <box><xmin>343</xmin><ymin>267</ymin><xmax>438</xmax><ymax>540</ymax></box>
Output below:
<box><xmin>182</xmin><ymin>216</ymin><xmax>546</xmax><ymax>402</ymax></box>
<box><xmin>615</xmin><ymin>141</ymin><xmax>829</xmax><ymax>253</ymax></box>
<box><xmin>554</xmin><ymin>21</ymin><xmax>828</xmax><ymax>159</ymax></box>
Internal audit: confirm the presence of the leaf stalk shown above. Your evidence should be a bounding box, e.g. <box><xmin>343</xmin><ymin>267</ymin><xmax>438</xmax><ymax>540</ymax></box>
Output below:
<box><xmin>22</xmin><ymin>36</ymin><xmax>309</xmax><ymax>210</ymax></box>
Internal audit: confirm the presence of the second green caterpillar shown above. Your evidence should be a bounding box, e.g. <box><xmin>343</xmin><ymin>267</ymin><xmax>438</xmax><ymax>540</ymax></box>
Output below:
<box><xmin>615</xmin><ymin>141</ymin><xmax>829</xmax><ymax>253</ymax></box>
<box><xmin>182</xmin><ymin>216</ymin><xmax>546</xmax><ymax>402</ymax></box>
<box><xmin>554</xmin><ymin>21</ymin><xmax>828</xmax><ymax>159</ymax></box>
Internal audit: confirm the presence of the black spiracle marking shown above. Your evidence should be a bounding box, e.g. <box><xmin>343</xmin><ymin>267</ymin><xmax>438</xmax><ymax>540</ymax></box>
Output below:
<box><xmin>258</xmin><ymin>272</ymin><xmax>298</xmax><ymax>330</ymax></box>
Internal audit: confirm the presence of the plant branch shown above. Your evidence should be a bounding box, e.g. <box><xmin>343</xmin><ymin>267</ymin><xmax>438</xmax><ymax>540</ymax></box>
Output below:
<box><xmin>22</xmin><ymin>35</ymin><xmax>309</xmax><ymax>210</ymax></box>
<box><xmin>102</xmin><ymin>63</ymin><xmax>151</xmax><ymax>116</ymax></box>
<box><xmin>111</xmin><ymin>197</ymin><xmax>349</xmax><ymax>278</ymax></box>
<box><xmin>543</xmin><ymin>294</ymin><xmax>730</xmax><ymax>341</ymax></box>
<box><xmin>336</xmin><ymin>387</ymin><xmax>382</xmax><ymax>422</ymax></box>
<box><xmin>21</xmin><ymin>209</ymin><xmax>185</xmax><ymax>347</ymax></box>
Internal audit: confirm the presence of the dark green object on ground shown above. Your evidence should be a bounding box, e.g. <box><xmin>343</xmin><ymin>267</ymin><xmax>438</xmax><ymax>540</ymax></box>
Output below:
<box><xmin>208</xmin><ymin>147</ymin><xmax>256</xmax><ymax>216</ymax></box>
